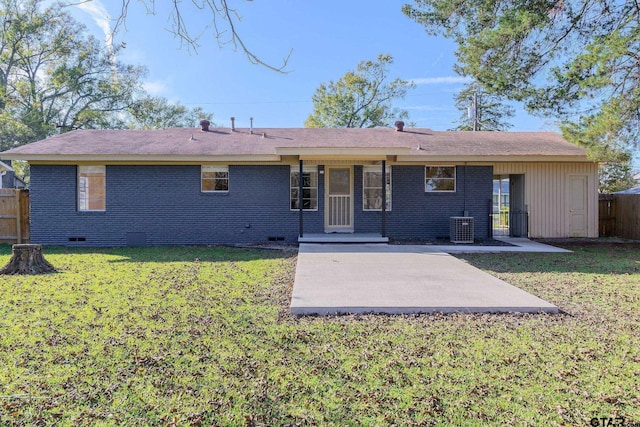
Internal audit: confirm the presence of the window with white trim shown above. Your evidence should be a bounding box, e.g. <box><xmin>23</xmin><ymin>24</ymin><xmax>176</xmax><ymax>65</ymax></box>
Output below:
<box><xmin>201</xmin><ymin>166</ymin><xmax>229</xmax><ymax>192</ymax></box>
<box><xmin>78</xmin><ymin>165</ymin><xmax>106</xmax><ymax>211</ymax></box>
<box><xmin>290</xmin><ymin>166</ymin><xmax>318</xmax><ymax>211</ymax></box>
<box><xmin>425</xmin><ymin>166</ymin><xmax>456</xmax><ymax>192</ymax></box>
<box><xmin>363</xmin><ymin>166</ymin><xmax>391</xmax><ymax>211</ymax></box>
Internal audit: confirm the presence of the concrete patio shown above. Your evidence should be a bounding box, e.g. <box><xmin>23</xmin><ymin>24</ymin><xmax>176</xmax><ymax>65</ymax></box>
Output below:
<box><xmin>290</xmin><ymin>241</ymin><xmax>564</xmax><ymax>315</ymax></box>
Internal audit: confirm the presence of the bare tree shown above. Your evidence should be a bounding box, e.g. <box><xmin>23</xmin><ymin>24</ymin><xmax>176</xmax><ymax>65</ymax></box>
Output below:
<box><xmin>110</xmin><ymin>0</ymin><xmax>292</xmax><ymax>72</ymax></box>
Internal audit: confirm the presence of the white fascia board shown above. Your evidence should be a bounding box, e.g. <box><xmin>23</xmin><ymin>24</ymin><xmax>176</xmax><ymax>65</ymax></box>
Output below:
<box><xmin>396</xmin><ymin>155</ymin><xmax>591</xmax><ymax>163</ymax></box>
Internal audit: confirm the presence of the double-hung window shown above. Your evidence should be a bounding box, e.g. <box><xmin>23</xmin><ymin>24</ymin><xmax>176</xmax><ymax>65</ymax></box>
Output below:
<box><xmin>201</xmin><ymin>166</ymin><xmax>229</xmax><ymax>192</ymax></box>
<box><xmin>425</xmin><ymin>166</ymin><xmax>456</xmax><ymax>192</ymax></box>
<box><xmin>290</xmin><ymin>166</ymin><xmax>318</xmax><ymax>210</ymax></box>
<box><xmin>363</xmin><ymin>166</ymin><xmax>391</xmax><ymax>211</ymax></box>
<box><xmin>78</xmin><ymin>165</ymin><xmax>106</xmax><ymax>211</ymax></box>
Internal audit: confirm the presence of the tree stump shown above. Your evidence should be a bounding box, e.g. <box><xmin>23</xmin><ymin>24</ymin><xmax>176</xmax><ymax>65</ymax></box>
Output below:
<box><xmin>0</xmin><ymin>244</ymin><xmax>56</xmax><ymax>275</ymax></box>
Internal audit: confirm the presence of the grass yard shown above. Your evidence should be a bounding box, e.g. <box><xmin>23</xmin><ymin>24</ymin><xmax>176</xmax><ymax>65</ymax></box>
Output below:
<box><xmin>0</xmin><ymin>242</ymin><xmax>639</xmax><ymax>426</ymax></box>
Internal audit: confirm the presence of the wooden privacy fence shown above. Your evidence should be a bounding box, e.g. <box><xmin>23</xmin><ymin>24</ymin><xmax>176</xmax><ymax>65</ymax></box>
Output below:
<box><xmin>0</xmin><ymin>189</ymin><xmax>30</xmax><ymax>244</ymax></box>
<box><xmin>599</xmin><ymin>194</ymin><xmax>616</xmax><ymax>237</ymax></box>
<box><xmin>599</xmin><ymin>193</ymin><xmax>640</xmax><ymax>240</ymax></box>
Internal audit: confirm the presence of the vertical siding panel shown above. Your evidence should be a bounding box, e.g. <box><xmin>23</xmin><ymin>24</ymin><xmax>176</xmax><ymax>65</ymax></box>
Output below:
<box><xmin>562</xmin><ymin>164</ymin><xmax>568</xmax><ymax>236</ymax></box>
<box><xmin>553</xmin><ymin>164</ymin><xmax>559</xmax><ymax>237</ymax></box>
<box><xmin>489</xmin><ymin>162</ymin><xmax>596</xmax><ymax>238</ymax></box>
<box><xmin>567</xmin><ymin>164</ymin><xmax>574</xmax><ymax>236</ymax></box>
<box><xmin>552</xmin><ymin>163</ymin><xmax>560</xmax><ymax>237</ymax></box>
<box><xmin>527</xmin><ymin>165</ymin><xmax>546</xmax><ymax>237</ymax></box>
<box><xmin>535</xmin><ymin>163</ymin><xmax>541</xmax><ymax>237</ymax></box>
<box><xmin>539</xmin><ymin>163</ymin><xmax>544</xmax><ymax>237</ymax></box>
<box><xmin>543</xmin><ymin>163</ymin><xmax>549</xmax><ymax>237</ymax></box>
<box><xmin>556</xmin><ymin>164</ymin><xmax>562</xmax><ymax>236</ymax></box>
<box><xmin>560</xmin><ymin>164</ymin><xmax>567</xmax><ymax>237</ymax></box>
<box><xmin>553</xmin><ymin>165</ymin><xmax>557</xmax><ymax>235</ymax></box>
<box><xmin>560</xmin><ymin>164</ymin><xmax>566</xmax><ymax>237</ymax></box>
<box><xmin>533</xmin><ymin>163</ymin><xmax>541</xmax><ymax>237</ymax></box>
<box><xmin>590</xmin><ymin>162</ymin><xmax>599</xmax><ymax>237</ymax></box>
<box><xmin>527</xmin><ymin>163</ymin><xmax>535</xmax><ymax>236</ymax></box>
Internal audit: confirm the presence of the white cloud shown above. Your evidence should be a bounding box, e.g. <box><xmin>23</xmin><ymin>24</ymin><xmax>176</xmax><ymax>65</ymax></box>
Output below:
<box><xmin>75</xmin><ymin>0</ymin><xmax>113</xmax><ymax>49</ymax></box>
<box><xmin>403</xmin><ymin>105</ymin><xmax>449</xmax><ymax>112</ymax></box>
<box><xmin>143</xmin><ymin>80</ymin><xmax>170</xmax><ymax>96</ymax></box>
<box><xmin>408</xmin><ymin>76</ymin><xmax>472</xmax><ymax>85</ymax></box>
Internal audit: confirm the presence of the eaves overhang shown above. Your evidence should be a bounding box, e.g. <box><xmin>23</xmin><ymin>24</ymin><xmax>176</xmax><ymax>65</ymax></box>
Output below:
<box><xmin>0</xmin><ymin>154</ymin><xmax>282</xmax><ymax>163</ymax></box>
<box><xmin>395</xmin><ymin>154</ymin><xmax>592</xmax><ymax>163</ymax></box>
<box><xmin>275</xmin><ymin>147</ymin><xmax>413</xmax><ymax>160</ymax></box>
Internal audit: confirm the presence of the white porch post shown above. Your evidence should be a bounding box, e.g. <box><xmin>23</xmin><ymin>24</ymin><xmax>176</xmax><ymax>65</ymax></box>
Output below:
<box><xmin>381</xmin><ymin>159</ymin><xmax>386</xmax><ymax>237</ymax></box>
<box><xmin>299</xmin><ymin>159</ymin><xmax>304</xmax><ymax>238</ymax></box>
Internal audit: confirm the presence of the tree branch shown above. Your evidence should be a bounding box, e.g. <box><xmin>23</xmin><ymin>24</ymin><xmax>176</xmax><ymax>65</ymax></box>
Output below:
<box><xmin>109</xmin><ymin>0</ymin><xmax>291</xmax><ymax>73</ymax></box>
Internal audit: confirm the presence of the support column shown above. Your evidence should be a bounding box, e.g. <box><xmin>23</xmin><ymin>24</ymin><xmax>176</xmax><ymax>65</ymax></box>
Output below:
<box><xmin>381</xmin><ymin>160</ymin><xmax>386</xmax><ymax>238</ymax></box>
<box><xmin>298</xmin><ymin>159</ymin><xmax>304</xmax><ymax>238</ymax></box>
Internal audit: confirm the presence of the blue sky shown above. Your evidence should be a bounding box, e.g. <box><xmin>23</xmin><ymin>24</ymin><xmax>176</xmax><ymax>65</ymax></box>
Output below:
<box><xmin>70</xmin><ymin>1</ymin><xmax>554</xmax><ymax>131</ymax></box>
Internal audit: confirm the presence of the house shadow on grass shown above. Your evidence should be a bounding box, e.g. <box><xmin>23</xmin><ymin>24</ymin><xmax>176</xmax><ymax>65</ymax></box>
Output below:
<box><xmin>0</xmin><ymin>244</ymin><xmax>296</xmax><ymax>264</ymax></box>
<box><xmin>458</xmin><ymin>241</ymin><xmax>640</xmax><ymax>276</ymax></box>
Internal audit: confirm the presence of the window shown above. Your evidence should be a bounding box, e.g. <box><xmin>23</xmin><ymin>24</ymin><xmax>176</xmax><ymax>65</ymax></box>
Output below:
<box><xmin>78</xmin><ymin>165</ymin><xmax>106</xmax><ymax>211</ymax></box>
<box><xmin>425</xmin><ymin>166</ymin><xmax>456</xmax><ymax>192</ymax></box>
<box><xmin>201</xmin><ymin>166</ymin><xmax>229</xmax><ymax>192</ymax></box>
<box><xmin>290</xmin><ymin>166</ymin><xmax>318</xmax><ymax>210</ymax></box>
<box><xmin>363</xmin><ymin>166</ymin><xmax>391</xmax><ymax>211</ymax></box>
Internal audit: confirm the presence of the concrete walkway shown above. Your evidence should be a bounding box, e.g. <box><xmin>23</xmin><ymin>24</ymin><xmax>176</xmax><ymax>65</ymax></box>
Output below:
<box><xmin>442</xmin><ymin>237</ymin><xmax>572</xmax><ymax>254</ymax></box>
<box><xmin>290</xmin><ymin>241</ymin><xmax>563</xmax><ymax>315</ymax></box>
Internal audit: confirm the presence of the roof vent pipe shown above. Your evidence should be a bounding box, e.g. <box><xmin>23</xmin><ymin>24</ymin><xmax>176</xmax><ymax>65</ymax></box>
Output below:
<box><xmin>199</xmin><ymin>120</ymin><xmax>210</xmax><ymax>131</ymax></box>
<box><xmin>250</xmin><ymin>117</ymin><xmax>254</xmax><ymax>134</ymax></box>
<box><xmin>394</xmin><ymin>121</ymin><xmax>405</xmax><ymax>132</ymax></box>
<box><xmin>230</xmin><ymin>117</ymin><xmax>235</xmax><ymax>131</ymax></box>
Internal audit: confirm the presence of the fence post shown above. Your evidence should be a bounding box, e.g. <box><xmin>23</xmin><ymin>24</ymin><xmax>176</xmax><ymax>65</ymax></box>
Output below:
<box><xmin>598</xmin><ymin>194</ymin><xmax>617</xmax><ymax>237</ymax></box>
<box><xmin>15</xmin><ymin>190</ymin><xmax>22</xmax><ymax>244</ymax></box>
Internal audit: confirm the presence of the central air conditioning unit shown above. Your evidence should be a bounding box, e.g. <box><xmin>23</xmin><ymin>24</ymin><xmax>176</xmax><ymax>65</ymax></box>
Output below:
<box><xmin>450</xmin><ymin>216</ymin><xmax>474</xmax><ymax>244</ymax></box>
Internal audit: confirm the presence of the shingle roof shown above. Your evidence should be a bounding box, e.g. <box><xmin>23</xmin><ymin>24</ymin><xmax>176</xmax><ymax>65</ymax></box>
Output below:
<box><xmin>0</xmin><ymin>127</ymin><xmax>589</xmax><ymax>161</ymax></box>
<box><xmin>614</xmin><ymin>186</ymin><xmax>640</xmax><ymax>194</ymax></box>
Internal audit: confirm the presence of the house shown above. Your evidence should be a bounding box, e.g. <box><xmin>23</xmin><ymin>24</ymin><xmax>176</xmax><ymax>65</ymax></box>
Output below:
<box><xmin>0</xmin><ymin>123</ymin><xmax>598</xmax><ymax>246</ymax></box>
<box><xmin>614</xmin><ymin>187</ymin><xmax>640</xmax><ymax>194</ymax></box>
<box><xmin>0</xmin><ymin>161</ymin><xmax>26</xmax><ymax>189</ymax></box>
<box><xmin>610</xmin><ymin>171</ymin><xmax>640</xmax><ymax>194</ymax></box>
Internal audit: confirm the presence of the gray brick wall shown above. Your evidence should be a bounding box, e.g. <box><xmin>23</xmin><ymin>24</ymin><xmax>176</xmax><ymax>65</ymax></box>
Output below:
<box><xmin>30</xmin><ymin>164</ymin><xmax>492</xmax><ymax>246</ymax></box>
<box><xmin>30</xmin><ymin>164</ymin><xmax>325</xmax><ymax>246</ymax></box>
<box><xmin>355</xmin><ymin>165</ymin><xmax>493</xmax><ymax>239</ymax></box>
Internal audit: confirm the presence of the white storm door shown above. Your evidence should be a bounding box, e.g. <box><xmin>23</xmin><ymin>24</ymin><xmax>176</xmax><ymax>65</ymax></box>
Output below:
<box><xmin>568</xmin><ymin>174</ymin><xmax>588</xmax><ymax>237</ymax></box>
<box><xmin>325</xmin><ymin>167</ymin><xmax>353</xmax><ymax>231</ymax></box>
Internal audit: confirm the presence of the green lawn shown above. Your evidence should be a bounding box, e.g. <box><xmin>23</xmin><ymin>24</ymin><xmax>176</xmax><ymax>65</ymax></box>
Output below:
<box><xmin>0</xmin><ymin>242</ymin><xmax>638</xmax><ymax>426</ymax></box>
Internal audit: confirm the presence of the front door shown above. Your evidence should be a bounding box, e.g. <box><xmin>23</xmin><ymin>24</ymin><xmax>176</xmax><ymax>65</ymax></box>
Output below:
<box><xmin>325</xmin><ymin>167</ymin><xmax>353</xmax><ymax>232</ymax></box>
<box><xmin>568</xmin><ymin>174</ymin><xmax>588</xmax><ymax>237</ymax></box>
